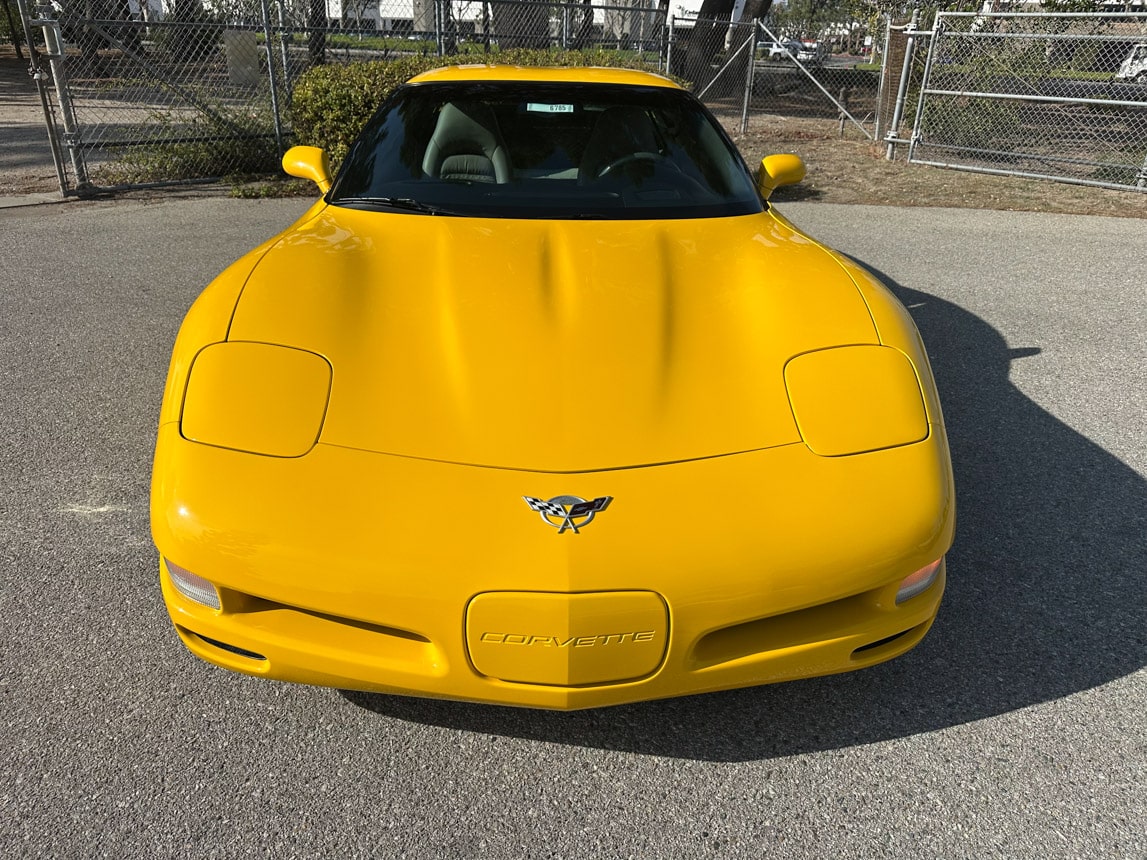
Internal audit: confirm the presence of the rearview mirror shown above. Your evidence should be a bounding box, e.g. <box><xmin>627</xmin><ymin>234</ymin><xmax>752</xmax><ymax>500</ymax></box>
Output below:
<box><xmin>282</xmin><ymin>146</ymin><xmax>332</xmax><ymax>194</ymax></box>
<box><xmin>757</xmin><ymin>154</ymin><xmax>806</xmax><ymax>201</ymax></box>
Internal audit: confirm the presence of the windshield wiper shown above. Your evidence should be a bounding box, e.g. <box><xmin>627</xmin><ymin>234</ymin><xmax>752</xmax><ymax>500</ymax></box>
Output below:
<box><xmin>332</xmin><ymin>196</ymin><xmax>464</xmax><ymax>216</ymax></box>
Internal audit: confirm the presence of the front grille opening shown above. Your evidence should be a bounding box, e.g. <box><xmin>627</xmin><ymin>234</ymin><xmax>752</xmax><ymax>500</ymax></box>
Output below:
<box><xmin>852</xmin><ymin>629</ymin><xmax>911</xmax><ymax>655</ymax></box>
<box><xmin>305</xmin><ymin>607</ymin><xmax>432</xmax><ymax>644</ymax></box>
<box><xmin>218</xmin><ymin>588</ymin><xmax>432</xmax><ymax>645</ymax></box>
<box><xmin>191</xmin><ymin>631</ymin><xmax>267</xmax><ymax>662</ymax></box>
<box><xmin>691</xmin><ymin>591</ymin><xmax>870</xmax><ymax>670</ymax></box>
<box><xmin>850</xmin><ymin>620</ymin><xmax>929</xmax><ymax>659</ymax></box>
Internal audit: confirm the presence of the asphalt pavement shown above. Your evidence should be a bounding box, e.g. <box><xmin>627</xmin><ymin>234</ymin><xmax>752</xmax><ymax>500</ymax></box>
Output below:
<box><xmin>1</xmin><ymin>197</ymin><xmax>1143</xmax><ymax>858</ymax></box>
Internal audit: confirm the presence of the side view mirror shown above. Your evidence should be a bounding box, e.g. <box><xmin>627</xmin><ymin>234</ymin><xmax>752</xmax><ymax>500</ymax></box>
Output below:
<box><xmin>757</xmin><ymin>154</ymin><xmax>806</xmax><ymax>201</ymax></box>
<box><xmin>282</xmin><ymin>146</ymin><xmax>332</xmax><ymax>194</ymax></box>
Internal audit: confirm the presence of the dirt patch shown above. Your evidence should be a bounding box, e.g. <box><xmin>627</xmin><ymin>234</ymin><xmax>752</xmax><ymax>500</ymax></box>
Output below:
<box><xmin>733</xmin><ymin>115</ymin><xmax>1147</xmax><ymax>219</ymax></box>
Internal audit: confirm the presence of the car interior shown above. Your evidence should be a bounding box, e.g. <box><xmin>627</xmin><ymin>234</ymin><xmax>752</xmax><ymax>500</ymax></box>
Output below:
<box><xmin>330</xmin><ymin>82</ymin><xmax>763</xmax><ymax>218</ymax></box>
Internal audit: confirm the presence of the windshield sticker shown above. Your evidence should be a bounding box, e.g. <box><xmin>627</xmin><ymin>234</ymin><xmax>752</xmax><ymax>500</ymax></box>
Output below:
<box><xmin>527</xmin><ymin>103</ymin><xmax>574</xmax><ymax>114</ymax></box>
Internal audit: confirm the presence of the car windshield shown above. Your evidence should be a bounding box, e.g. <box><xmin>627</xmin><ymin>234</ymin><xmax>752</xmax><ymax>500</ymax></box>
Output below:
<box><xmin>328</xmin><ymin>80</ymin><xmax>764</xmax><ymax>220</ymax></box>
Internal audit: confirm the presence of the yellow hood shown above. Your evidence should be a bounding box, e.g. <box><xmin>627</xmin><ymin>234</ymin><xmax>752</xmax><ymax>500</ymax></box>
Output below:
<box><xmin>227</xmin><ymin>207</ymin><xmax>877</xmax><ymax>471</ymax></box>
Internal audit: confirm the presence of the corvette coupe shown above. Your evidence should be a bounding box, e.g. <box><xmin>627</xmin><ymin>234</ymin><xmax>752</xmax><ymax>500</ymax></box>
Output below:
<box><xmin>151</xmin><ymin>65</ymin><xmax>954</xmax><ymax>709</ymax></box>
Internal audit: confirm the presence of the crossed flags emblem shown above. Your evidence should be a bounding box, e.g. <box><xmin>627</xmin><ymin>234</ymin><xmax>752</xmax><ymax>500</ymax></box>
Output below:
<box><xmin>523</xmin><ymin>495</ymin><xmax>613</xmax><ymax>534</ymax></box>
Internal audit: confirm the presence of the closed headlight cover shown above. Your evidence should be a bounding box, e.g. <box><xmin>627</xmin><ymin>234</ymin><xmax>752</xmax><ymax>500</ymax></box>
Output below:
<box><xmin>180</xmin><ymin>341</ymin><xmax>332</xmax><ymax>457</ymax></box>
<box><xmin>784</xmin><ymin>345</ymin><xmax>928</xmax><ymax>457</ymax></box>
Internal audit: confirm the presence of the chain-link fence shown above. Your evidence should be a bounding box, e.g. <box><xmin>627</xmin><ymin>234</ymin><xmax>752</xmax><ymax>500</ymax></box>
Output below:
<box><xmin>16</xmin><ymin>0</ymin><xmax>668</xmax><ymax>192</ymax></box>
<box><xmin>906</xmin><ymin>12</ymin><xmax>1147</xmax><ymax>191</ymax></box>
<box><xmin>16</xmin><ymin>1</ymin><xmax>1147</xmax><ymax>195</ymax></box>
<box><xmin>23</xmin><ymin>12</ymin><xmax>289</xmax><ymax>190</ymax></box>
<box><xmin>675</xmin><ymin>13</ymin><xmax>885</xmax><ymax>139</ymax></box>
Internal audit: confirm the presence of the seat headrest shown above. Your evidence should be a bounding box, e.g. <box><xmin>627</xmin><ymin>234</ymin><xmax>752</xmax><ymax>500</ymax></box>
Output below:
<box><xmin>422</xmin><ymin>102</ymin><xmax>512</xmax><ymax>183</ymax></box>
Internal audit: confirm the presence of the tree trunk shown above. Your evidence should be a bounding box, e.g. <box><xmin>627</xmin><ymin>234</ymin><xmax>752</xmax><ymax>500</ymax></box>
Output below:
<box><xmin>681</xmin><ymin>0</ymin><xmax>734</xmax><ymax>93</ymax></box>
<box><xmin>308</xmin><ymin>0</ymin><xmax>326</xmax><ymax>65</ymax></box>
<box><xmin>570</xmin><ymin>0</ymin><xmax>595</xmax><ymax>50</ymax></box>
<box><xmin>490</xmin><ymin>0</ymin><xmax>550</xmax><ymax>49</ymax></box>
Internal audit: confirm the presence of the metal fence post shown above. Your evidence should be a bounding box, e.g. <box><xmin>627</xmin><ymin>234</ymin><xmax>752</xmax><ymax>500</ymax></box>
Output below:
<box><xmin>33</xmin><ymin>4</ymin><xmax>88</xmax><ymax>188</ymax></box>
<box><xmin>14</xmin><ymin>0</ymin><xmax>66</xmax><ymax>193</ymax></box>
<box><xmin>740</xmin><ymin>23</ymin><xmax>758</xmax><ymax>135</ymax></box>
<box><xmin>434</xmin><ymin>0</ymin><xmax>444</xmax><ymax>56</ymax></box>
<box><xmin>873</xmin><ymin>14</ymin><xmax>891</xmax><ymax>142</ymax></box>
<box><xmin>664</xmin><ymin>15</ymin><xmax>673</xmax><ymax>76</ymax></box>
<box><xmin>277</xmin><ymin>1</ymin><xmax>293</xmax><ymax>103</ymax></box>
<box><xmin>260</xmin><ymin>0</ymin><xmax>285</xmax><ymax>157</ymax></box>
<box><xmin>906</xmin><ymin>14</ymin><xmax>940</xmax><ymax>164</ymax></box>
<box><xmin>885</xmin><ymin>6</ymin><xmax>919</xmax><ymax>161</ymax></box>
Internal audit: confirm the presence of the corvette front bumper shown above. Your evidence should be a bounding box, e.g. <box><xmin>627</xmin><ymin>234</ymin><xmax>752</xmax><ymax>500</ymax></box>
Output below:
<box><xmin>152</xmin><ymin>423</ymin><xmax>954</xmax><ymax>709</ymax></box>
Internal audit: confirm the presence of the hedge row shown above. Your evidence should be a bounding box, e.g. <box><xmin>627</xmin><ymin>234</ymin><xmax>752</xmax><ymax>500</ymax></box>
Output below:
<box><xmin>289</xmin><ymin>50</ymin><xmax>671</xmax><ymax>168</ymax></box>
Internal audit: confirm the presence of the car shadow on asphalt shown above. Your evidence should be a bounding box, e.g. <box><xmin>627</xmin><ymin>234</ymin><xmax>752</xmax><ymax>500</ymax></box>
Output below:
<box><xmin>342</xmin><ymin>269</ymin><xmax>1146</xmax><ymax>761</ymax></box>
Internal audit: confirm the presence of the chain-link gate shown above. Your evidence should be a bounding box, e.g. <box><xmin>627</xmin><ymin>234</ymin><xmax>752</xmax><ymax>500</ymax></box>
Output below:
<box><xmin>907</xmin><ymin>12</ymin><xmax>1147</xmax><ymax>192</ymax></box>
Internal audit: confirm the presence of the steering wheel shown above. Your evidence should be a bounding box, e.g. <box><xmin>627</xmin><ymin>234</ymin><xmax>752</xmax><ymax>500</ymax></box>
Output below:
<box><xmin>597</xmin><ymin>151</ymin><xmax>664</xmax><ymax>178</ymax></box>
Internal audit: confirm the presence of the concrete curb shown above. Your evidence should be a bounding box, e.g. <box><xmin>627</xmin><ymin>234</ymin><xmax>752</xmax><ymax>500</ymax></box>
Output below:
<box><xmin>0</xmin><ymin>192</ymin><xmax>68</xmax><ymax>209</ymax></box>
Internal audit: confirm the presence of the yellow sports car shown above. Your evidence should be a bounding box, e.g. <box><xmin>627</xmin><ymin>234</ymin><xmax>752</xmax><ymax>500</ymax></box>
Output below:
<box><xmin>152</xmin><ymin>65</ymin><xmax>954</xmax><ymax>709</ymax></box>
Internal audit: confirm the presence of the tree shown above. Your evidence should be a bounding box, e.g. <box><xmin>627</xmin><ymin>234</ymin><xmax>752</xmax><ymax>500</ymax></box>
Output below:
<box><xmin>490</xmin><ymin>0</ymin><xmax>550</xmax><ymax>49</ymax></box>
<box><xmin>569</xmin><ymin>0</ymin><xmax>595</xmax><ymax>49</ymax></box>
<box><xmin>774</xmin><ymin>0</ymin><xmax>841</xmax><ymax>40</ymax></box>
<box><xmin>63</xmin><ymin>0</ymin><xmax>142</xmax><ymax>70</ymax></box>
<box><xmin>2</xmin><ymin>0</ymin><xmax>26</xmax><ymax>59</ymax></box>
<box><xmin>678</xmin><ymin>0</ymin><xmax>773</xmax><ymax>93</ymax></box>
<box><xmin>308</xmin><ymin>0</ymin><xmax>326</xmax><ymax>64</ymax></box>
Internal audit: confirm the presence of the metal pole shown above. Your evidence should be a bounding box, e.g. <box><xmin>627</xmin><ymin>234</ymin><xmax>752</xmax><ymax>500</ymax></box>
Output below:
<box><xmin>885</xmin><ymin>6</ymin><xmax>919</xmax><ymax>161</ymax></box>
<box><xmin>15</xmin><ymin>0</ymin><xmax>67</xmax><ymax>192</ymax></box>
<box><xmin>434</xmin><ymin>0</ymin><xmax>443</xmax><ymax>56</ymax></box>
<box><xmin>873</xmin><ymin>13</ymin><xmax>891</xmax><ymax>142</ymax></box>
<box><xmin>35</xmin><ymin>8</ymin><xmax>89</xmax><ymax>188</ymax></box>
<box><xmin>910</xmin><ymin>156</ymin><xmax>1147</xmax><ymax>193</ymax></box>
<box><xmin>277</xmin><ymin>1</ymin><xmax>292</xmax><ymax>101</ymax></box>
<box><xmin>259</xmin><ymin>0</ymin><xmax>285</xmax><ymax>156</ymax></box>
<box><xmin>32</xmin><ymin>67</ymin><xmax>68</xmax><ymax>192</ymax></box>
<box><xmin>907</xmin><ymin>13</ymin><xmax>941</xmax><ymax>164</ymax></box>
<box><xmin>665</xmin><ymin>14</ymin><xmax>673</xmax><ymax>76</ymax></box>
<box><xmin>740</xmin><ymin>22</ymin><xmax>757</xmax><ymax>135</ymax></box>
<box><xmin>482</xmin><ymin>0</ymin><xmax>490</xmax><ymax>53</ymax></box>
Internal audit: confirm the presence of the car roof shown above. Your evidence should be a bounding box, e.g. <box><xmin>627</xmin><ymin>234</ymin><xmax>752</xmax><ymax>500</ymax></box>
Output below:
<box><xmin>406</xmin><ymin>64</ymin><xmax>682</xmax><ymax>89</ymax></box>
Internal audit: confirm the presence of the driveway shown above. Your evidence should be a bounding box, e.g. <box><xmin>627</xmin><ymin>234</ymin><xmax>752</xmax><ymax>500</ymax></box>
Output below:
<box><xmin>1</xmin><ymin>197</ymin><xmax>1143</xmax><ymax>858</ymax></box>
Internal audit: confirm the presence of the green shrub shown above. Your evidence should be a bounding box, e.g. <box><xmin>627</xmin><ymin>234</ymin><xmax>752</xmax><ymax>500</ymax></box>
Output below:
<box><xmin>289</xmin><ymin>49</ymin><xmax>672</xmax><ymax>168</ymax></box>
<box><xmin>290</xmin><ymin>56</ymin><xmax>439</xmax><ymax>167</ymax></box>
